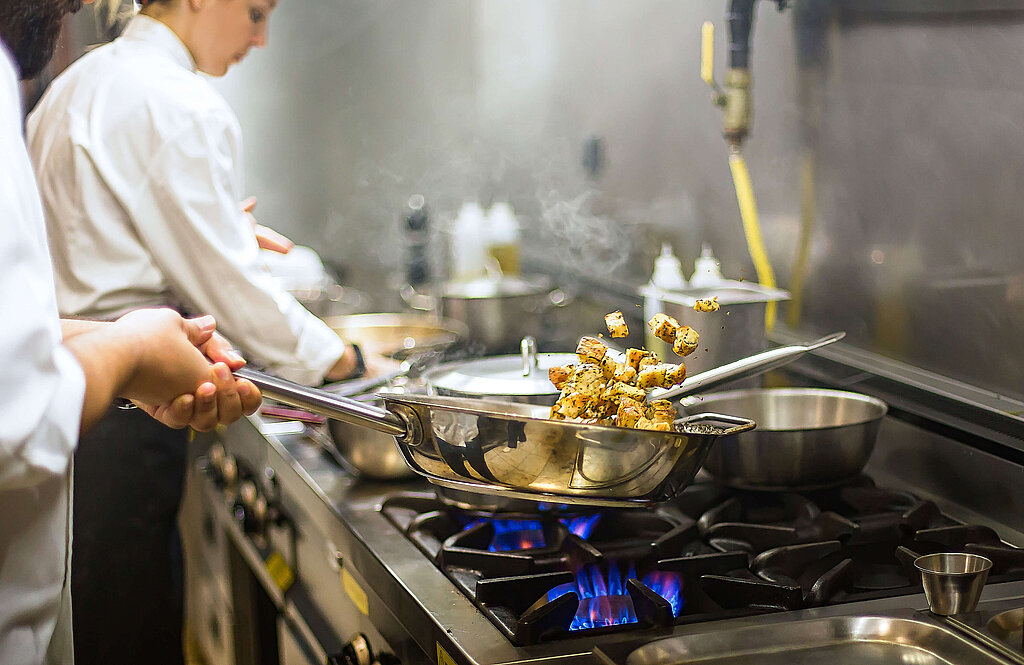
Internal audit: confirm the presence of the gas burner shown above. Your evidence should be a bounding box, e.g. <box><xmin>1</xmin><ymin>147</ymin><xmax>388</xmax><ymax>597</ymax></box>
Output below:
<box><xmin>378</xmin><ymin>481</ymin><xmax>1024</xmax><ymax>646</ymax></box>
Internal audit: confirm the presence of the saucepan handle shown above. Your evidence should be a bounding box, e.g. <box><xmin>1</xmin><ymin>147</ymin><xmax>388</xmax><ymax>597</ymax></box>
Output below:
<box><xmin>676</xmin><ymin>412</ymin><xmax>756</xmax><ymax>436</ymax></box>
<box><xmin>235</xmin><ymin>367</ymin><xmax>408</xmax><ymax>438</ymax></box>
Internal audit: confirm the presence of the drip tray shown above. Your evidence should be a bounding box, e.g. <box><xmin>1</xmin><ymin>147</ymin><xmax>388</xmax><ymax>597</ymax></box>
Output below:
<box><xmin>625</xmin><ymin>610</ymin><xmax>1016</xmax><ymax>665</ymax></box>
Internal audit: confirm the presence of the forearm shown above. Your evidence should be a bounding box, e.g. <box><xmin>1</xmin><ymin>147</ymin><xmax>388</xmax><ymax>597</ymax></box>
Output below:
<box><xmin>63</xmin><ymin>327</ymin><xmax>138</xmax><ymax>432</ymax></box>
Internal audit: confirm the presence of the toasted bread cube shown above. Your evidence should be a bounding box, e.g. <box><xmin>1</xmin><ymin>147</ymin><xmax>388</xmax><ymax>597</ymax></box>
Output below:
<box><xmin>625</xmin><ymin>348</ymin><xmax>652</xmax><ymax>371</ymax></box>
<box><xmin>635</xmin><ymin>417</ymin><xmax>672</xmax><ymax>432</ymax></box>
<box><xmin>612</xmin><ymin>364</ymin><xmax>637</xmax><ymax>384</ymax></box>
<box><xmin>694</xmin><ymin>296</ymin><xmax>720</xmax><ymax>312</ymax></box>
<box><xmin>616</xmin><ymin>402</ymin><xmax>645</xmax><ymax>429</ymax></box>
<box><xmin>554</xmin><ymin>391</ymin><xmax>589</xmax><ymax>419</ymax></box>
<box><xmin>599</xmin><ymin>354</ymin><xmax>618</xmax><ymax>380</ymax></box>
<box><xmin>636</xmin><ymin>364</ymin><xmax>669</xmax><ymax>389</ymax></box>
<box><xmin>650</xmin><ymin>400</ymin><xmax>677</xmax><ymax>425</ymax></box>
<box><xmin>638</xmin><ymin>355</ymin><xmax>661</xmax><ymax>371</ymax></box>
<box><xmin>576</xmin><ymin>336</ymin><xmax>608</xmax><ymax>363</ymax></box>
<box><xmin>604</xmin><ymin>310</ymin><xmax>629</xmax><ymax>338</ymax></box>
<box><xmin>672</xmin><ymin>326</ymin><xmax>700</xmax><ymax>357</ymax></box>
<box><xmin>648</xmin><ymin>313</ymin><xmax>680</xmax><ymax>344</ymax></box>
<box><xmin>548</xmin><ymin>365</ymin><xmax>573</xmax><ymax>390</ymax></box>
<box><xmin>548</xmin><ymin>406</ymin><xmax>567</xmax><ymax>420</ymax></box>
<box><xmin>605</xmin><ymin>381</ymin><xmax>647</xmax><ymax>403</ymax></box>
<box><xmin>568</xmin><ymin>363</ymin><xmax>605</xmax><ymax>398</ymax></box>
<box><xmin>664</xmin><ymin>363</ymin><xmax>686</xmax><ymax>385</ymax></box>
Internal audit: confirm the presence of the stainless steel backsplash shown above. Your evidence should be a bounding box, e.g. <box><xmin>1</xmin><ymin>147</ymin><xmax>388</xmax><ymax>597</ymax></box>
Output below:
<box><xmin>53</xmin><ymin>1</ymin><xmax>1024</xmax><ymax>400</ymax></box>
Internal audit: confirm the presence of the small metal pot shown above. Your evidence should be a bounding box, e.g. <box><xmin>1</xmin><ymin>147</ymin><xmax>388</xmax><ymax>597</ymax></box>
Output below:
<box><xmin>404</xmin><ymin>275</ymin><xmax>570</xmax><ymax>354</ymax></box>
<box><xmin>682</xmin><ymin>387</ymin><xmax>887</xmax><ymax>490</ymax></box>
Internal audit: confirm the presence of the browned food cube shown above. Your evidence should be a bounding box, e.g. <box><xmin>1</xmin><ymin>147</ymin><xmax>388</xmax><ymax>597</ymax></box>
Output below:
<box><xmin>648</xmin><ymin>313</ymin><xmax>680</xmax><ymax>344</ymax></box>
<box><xmin>635</xmin><ymin>417</ymin><xmax>671</xmax><ymax>431</ymax></box>
<box><xmin>553</xmin><ymin>391</ymin><xmax>589</xmax><ymax>419</ymax></box>
<box><xmin>548</xmin><ymin>365</ymin><xmax>573</xmax><ymax>390</ymax></box>
<box><xmin>625</xmin><ymin>348</ymin><xmax>652</xmax><ymax>371</ymax></box>
<box><xmin>616</xmin><ymin>401</ymin><xmax>645</xmax><ymax>428</ymax></box>
<box><xmin>613</xmin><ymin>364</ymin><xmax>637</xmax><ymax>384</ymax></box>
<box><xmin>576</xmin><ymin>336</ymin><xmax>608</xmax><ymax>363</ymax></box>
<box><xmin>649</xmin><ymin>399</ymin><xmax>675</xmax><ymax>416</ymax></box>
<box><xmin>602</xmin><ymin>381</ymin><xmax>643</xmax><ymax>401</ymax></box>
<box><xmin>638</xmin><ymin>355</ymin><xmax>661</xmax><ymax>371</ymax></box>
<box><xmin>599</xmin><ymin>354</ymin><xmax>618</xmax><ymax>380</ymax></box>
<box><xmin>672</xmin><ymin>326</ymin><xmax>700</xmax><ymax>357</ymax></box>
<box><xmin>636</xmin><ymin>364</ymin><xmax>669</xmax><ymax>389</ymax></box>
<box><xmin>568</xmin><ymin>363</ymin><xmax>605</xmax><ymax>397</ymax></box>
<box><xmin>664</xmin><ymin>363</ymin><xmax>686</xmax><ymax>385</ymax></box>
<box><xmin>604</xmin><ymin>310</ymin><xmax>629</xmax><ymax>338</ymax></box>
<box><xmin>694</xmin><ymin>296</ymin><xmax>720</xmax><ymax>312</ymax></box>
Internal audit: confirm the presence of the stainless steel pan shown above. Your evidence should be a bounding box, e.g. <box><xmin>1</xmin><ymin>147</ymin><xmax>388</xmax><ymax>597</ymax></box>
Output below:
<box><xmin>236</xmin><ymin>366</ymin><xmax>751</xmax><ymax>507</ymax></box>
<box><xmin>234</xmin><ymin>332</ymin><xmax>842</xmax><ymax>506</ymax></box>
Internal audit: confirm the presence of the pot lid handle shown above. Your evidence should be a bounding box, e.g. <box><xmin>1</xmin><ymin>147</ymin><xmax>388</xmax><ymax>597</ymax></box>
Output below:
<box><xmin>521</xmin><ymin>336</ymin><xmax>539</xmax><ymax>377</ymax></box>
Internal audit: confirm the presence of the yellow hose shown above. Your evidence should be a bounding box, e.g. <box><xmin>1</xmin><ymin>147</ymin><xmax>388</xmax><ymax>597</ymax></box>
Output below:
<box><xmin>728</xmin><ymin>149</ymin><xmax>778</xmax><ymax>332</ymax></box>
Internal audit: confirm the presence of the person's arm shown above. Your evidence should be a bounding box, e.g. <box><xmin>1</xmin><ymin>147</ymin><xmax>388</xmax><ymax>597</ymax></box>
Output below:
<box><xmin>127</xmin><ymin>109</ymin><xmax>347</xmax><ymax>386</ymax></box>
<box><xmin>61</xmin><ymin>318</ymin><xmax>261</xmax><ymax>430</ymax></box>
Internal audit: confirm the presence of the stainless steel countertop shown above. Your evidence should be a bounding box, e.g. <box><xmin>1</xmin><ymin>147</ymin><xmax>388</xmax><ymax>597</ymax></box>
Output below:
<box><xmin>220</xmin><ymin>413</ymin><xmax>1024</xmax><ymax>665</ymax></box>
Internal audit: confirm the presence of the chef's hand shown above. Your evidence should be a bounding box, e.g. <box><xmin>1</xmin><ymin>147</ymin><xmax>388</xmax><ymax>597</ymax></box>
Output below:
<box><xmin>126</xmin><ymin>316</ymin><xmax>261</xmax><ymax>431</ymax></box>
<box><xmin>242</xmin><ymin>197</ymin><xmax>295</xmax><ymax>254</ymax></box>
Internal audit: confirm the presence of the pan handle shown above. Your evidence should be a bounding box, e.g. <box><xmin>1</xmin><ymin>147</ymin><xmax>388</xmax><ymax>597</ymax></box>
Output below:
<box><xmin>235</xmin><ymin>367</ymin><xmax>408</xmax><ymax>438</ymax></box>
<box><xmin>676</xmin><ymin>412</ymin><xmax>756</xmax><ymax>436</ymax></box>
<box><xmin>653</xmin><ymin>331</ymin><xmax>845</xmax><ymax>401</ymax></box>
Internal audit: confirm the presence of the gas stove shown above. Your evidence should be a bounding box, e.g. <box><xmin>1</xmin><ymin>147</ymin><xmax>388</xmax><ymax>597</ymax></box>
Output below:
<box><xmin>379</xmin><ymin>477</ymin><xmax>1024</xmax><ymax>648</ymax></box>
<box><xmin>188</xmin><ymin>354</ymin><xmax>1024</xmax><ymax>665</ymax></box>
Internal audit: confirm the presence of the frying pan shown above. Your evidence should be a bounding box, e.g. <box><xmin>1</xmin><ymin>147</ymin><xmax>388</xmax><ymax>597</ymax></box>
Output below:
<box><xmin>234</xmin><ymin>333</ymin><xmax>843</xmax><ymax>507</ymax></box>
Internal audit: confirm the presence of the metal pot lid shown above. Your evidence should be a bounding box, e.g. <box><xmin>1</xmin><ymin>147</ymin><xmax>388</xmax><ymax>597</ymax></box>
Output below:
<box><xmin>422</xmin><ymin>337</ymin><xmax>572</xmax><ymax>397</ymax></box>
<box><xmin>442</xmin><ymin>274</ymin><xmax>550</xmax><ymax>299</ymax></box>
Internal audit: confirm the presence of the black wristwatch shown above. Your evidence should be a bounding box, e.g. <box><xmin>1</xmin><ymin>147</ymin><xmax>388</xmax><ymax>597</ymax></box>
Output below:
<box><xmin>348</xmin><ymin>343</ymin><xmax>367</xmax><ymax>379</ymax></box>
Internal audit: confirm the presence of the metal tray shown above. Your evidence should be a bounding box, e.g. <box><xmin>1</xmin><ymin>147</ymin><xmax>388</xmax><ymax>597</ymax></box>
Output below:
<box><xmin>626</xmin><ymin>610</ymin><xmax>1018</xmax><ymax>664</ymax></box>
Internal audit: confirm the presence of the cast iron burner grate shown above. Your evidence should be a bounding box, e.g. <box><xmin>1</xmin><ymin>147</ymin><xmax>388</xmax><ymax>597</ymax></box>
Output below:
<box><xmin>379</xmin><ymin>478</ymin><xmax>1024</xmax><ymax>646</ymax></box>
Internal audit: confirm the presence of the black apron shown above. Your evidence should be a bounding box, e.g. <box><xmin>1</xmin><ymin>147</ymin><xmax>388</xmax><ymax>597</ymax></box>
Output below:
<box><xmin>71</xmin><ymin>404</ymin><xmax>188</xmax><ymax>665</ymax></box>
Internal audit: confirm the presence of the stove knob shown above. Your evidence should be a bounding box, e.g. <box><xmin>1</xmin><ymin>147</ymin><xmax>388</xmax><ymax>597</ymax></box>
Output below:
<box><xmin>340</xmin><ymin>633</ymin><xmax>373</xmax><ymax>665</ymax></box>
<box><xmin>234</xmin><ymin>480</ymin><xmax>265</xmax><ymax>534</ymax></box>
<box><xmin>206</xmin><ymin>444</ymin><xmax>238</xmax><ymax>490</ymax></box>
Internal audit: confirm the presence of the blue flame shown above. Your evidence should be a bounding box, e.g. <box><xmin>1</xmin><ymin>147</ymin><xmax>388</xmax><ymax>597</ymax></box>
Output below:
<box><xmin>460</xmin><ymin>513</ymin><xmax>603</xmax><ymax>551</ymax></box>
<box><xmin>463</xmin><ymin>518</ymin><xmax>546</xmax><ymax>551</ymax></box>
<box><xmin>642</xmin><ymin>570</ymin><xmax>685</xmax><ymax>617</ymax></box>
<box><xmin>561</xmin><ymin>514</ymin><xmax>601</xmax><ymax>539</ymax></box>
<box><xmin>546</xmin><ymin>563</ymin><xmax>683</xmax><ymax>631</ymax></box>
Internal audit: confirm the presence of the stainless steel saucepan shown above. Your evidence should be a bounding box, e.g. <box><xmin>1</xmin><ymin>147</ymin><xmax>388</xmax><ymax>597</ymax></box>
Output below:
<box><xmin>234</xmin><ymin>332</ymin><xmax>843</xmax><ymax>506</ymax></box>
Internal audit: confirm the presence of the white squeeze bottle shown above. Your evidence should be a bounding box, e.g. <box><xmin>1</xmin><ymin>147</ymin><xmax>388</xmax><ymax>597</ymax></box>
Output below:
<box><xmin>486</xmin><ymin>201</ymin><xmax>521</xmax><ymax>276</ymax></box>
<box><xmin>689</xmin><ymin>242</ymin><xmax>726</xmax><ymax>288</ymax></box>
<box><xmin>451</xmin><ymin>201</ymin><xmax>488</xmax><ymax>281</ymax></box>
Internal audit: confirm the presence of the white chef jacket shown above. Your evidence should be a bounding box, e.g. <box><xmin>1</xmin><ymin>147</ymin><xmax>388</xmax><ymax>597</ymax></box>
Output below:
<box><xmin>27</xmin><ymin>15</ymin><xmax>346</xmax><ymax>385</ymax></box>
<box><xmin>0</xmin><ymin>44</ymin><xmax>87</xmax><ymax>665</ymax></box>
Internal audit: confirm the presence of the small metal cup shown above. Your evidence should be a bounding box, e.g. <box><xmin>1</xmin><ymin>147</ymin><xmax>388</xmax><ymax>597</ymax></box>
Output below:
<box><xmin>914</xmin><ymin>553</ymin><xmax>993</xmax><ymax>616</ymax></box>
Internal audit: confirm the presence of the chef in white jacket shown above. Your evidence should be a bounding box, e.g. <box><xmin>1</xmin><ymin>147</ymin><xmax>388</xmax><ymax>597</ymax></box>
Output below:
<box><xmin>25</xmin><ymin>1</ymin><xmax>379</xmax><ymax>663</ymax></box>
<box><xmin>0</xmin><ymin>2</ymin><xmax>261</xmax><ymax>663</ymax></box>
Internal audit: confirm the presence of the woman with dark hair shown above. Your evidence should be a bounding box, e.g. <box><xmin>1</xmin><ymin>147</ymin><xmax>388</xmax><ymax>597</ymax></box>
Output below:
<box><xmin>26</xmin><ymin>1</ymin><xmax>375</xmax><ymax>663</ymax></box>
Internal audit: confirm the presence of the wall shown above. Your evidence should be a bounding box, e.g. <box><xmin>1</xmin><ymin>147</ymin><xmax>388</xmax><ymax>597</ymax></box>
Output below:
<box><xmin>55</xmin><ymin>0</ymin><xmax>1024</xmax><ymax>401</ymax></box>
